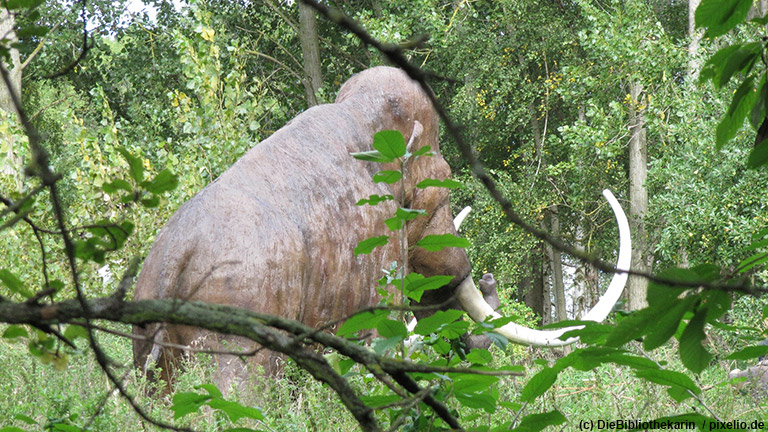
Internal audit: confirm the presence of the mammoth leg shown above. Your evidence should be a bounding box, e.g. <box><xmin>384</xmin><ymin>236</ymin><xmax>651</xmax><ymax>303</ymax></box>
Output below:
<box><xmin>132</xmin><ymin>324</ymin><xmax>183</xmax><ymax>394</ymax></box>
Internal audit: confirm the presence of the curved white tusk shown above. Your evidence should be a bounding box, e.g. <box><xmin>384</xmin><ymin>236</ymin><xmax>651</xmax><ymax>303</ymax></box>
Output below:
<box><xmin>453</xmin><ymin>206</ymin><xmax>472</xmax><ymax>231</ymax></box>
<box><xmin>456</xmin><ymin>189</ymin><xmax>632</xmax><ymax>347</ymax></box>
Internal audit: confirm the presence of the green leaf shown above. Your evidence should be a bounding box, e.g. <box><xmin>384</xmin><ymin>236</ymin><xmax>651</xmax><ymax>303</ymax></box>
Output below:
<box><xmin>509</xmin><ymin>410</ymin><xmax>566</xmax><ymax>432</ymax></box>
<box><xmin>605</xmin><ymin>308</ymin><xmax>657</xmax><ymax>347</ymax></box>
<box><xmin>144</xmin><ymin>169</ymin><xmax>179</xmax><ymax>194</ymax></box>
<box><xmin>748</xmin><ymin>138</ymin><xmax>768</xmax><ymax>169</ymax></box>
<box><xmin>452</xmin><ymin>373</ymin><xmax>499</xmax><ymax>412</ymax></box>
<box><xmin>715</xmin><ymin>42</ymin><xmax>761</xmax><ymax>89</ymax></box>
<box><xmin>63</xmin><ymin>324</ymin><xmax>89</xmax><ymax>341</ymax></box>
<box><xmin>360</xmin><ymin>394</ymin><xmax>401</xmax><ymax>408</ymax></box>
<box><xmin>372</xmin><ymin>170</ymin><xmax>402</xmax><ymax>184</ymax></box>
<box><xmin>102</xmin><ymin>179</ymin><xmax>133</xmax><ymax>194</ymax></box>
<box><xmin>454</xmin><ymin>388</ymin><xmax>497</xmax><ymax>413</ymax></box>
<box><xmin>633</xmin><ymin>369</ymin><xmax>701</xmax><ymax>395</ymax></box>
<box><xmin>414</xmin><ymin>309</ymin><xmax>465</xmax><ymax>335</ymax></box>
<box><xmin>13</xmin><ymin>414</ymin><xmax>37</xmax><ymax>425</ymax></box>
<box><xmin>701</xmin><ymin>289</ymin><xmax>732</xmax><ymax>322</ymax></box>
<box><xmin>438</xmin><ymin>320</ymin><xmax>470</xmax><ymax>339</ymax></box>
<box><xmin>354</xmin><ymin>235</ymin><xmax>388</xmax><ymax>257</ymax></box>
<box><xmin>350</xmin><ymin>150</ymin><xmax>393</xmax><ymax>163</ymax></box>
<box><xmin>5</xmin><ymin>0</ymin><xmax>45</xmax><ymax>10</ymax></box>
<box><xmin>16</xmin><ymin>25</ymin><xmax>48</xmax><ymax>38</ymax></box>
<box><xmin>403</xmin><ymin>274</ymin><xmax>453</xmax><ymax>302</ymax></box>
<box><xmin>738</xmin><ymin>249</ymin><xmax>768</xmax><ymax>272</ymax></box>
<box><xmin>410</xmin><ymin>144</ymin><xmax>433</xmax><ymax>157</ymax></box>
<box><xmin>726</xmin><ymin>344</ymin><xmax>768</xmax><ymax>360</ymax></box>
<box><xmin>520</xmin><ymin>366</ymin><xmax>561</xmax><ymax>402</ymax></box>
<box><xmin>0</xmin><ymin>269</ymin><xmax>32</xmax><ymax>298</ymax></box>
<box><xmin>196</xmin><ymin>383</ymin><xmax>223</xmax><ymax>398</ymax></box>
<box><xmin>643</xmin><ymin>296</ymin><xmax>696</xmax><ymax>350</ymax></box>
<box><xmin>377</xmin><ymin>319</ymin><xmax>407</xmax><ymax>338</ymax></box>
<box><xmin>465</xmin><ymin>349</ymin><xmax>492</xmax><ymax>365</ymax></box>
<box><xmin>373</xmin><ymin>130</ymin><xmax>406</xmax><ymax>160</ymax></box>
<box><xmin>50</xmin><ymin>425</ymin><xmax>81</xmax><ymax>432</ymax></box>
<box><xmin>695</xmin><ymin>0</ymin><xmax>752</xmax><ymax>39</ymax></box>
<box><xmin>679</xmin><ymin>308</ymin><xmax>712</xmax><ymax>373</ymax></box>
<box><xmin>372</xmin><ymin>336</ymin><xmax>402</xmax><ymax>354</ymax></box>
<box><xmin>3</xmin><ymin>325</ymin><xmax>28</xmax><ymax>339</ymax></box>
<box><xmin>171</xmin><ymin>391</ymin><xmax>211</xmax><ymax>419</ymax></box>
<box><xmin>750</xmin><ymin>78</ymin><xmax>767</xmax><ymax>129</ymax></box>
<box><xmin>337</xmin><ymin>309</ymin><xmax>388</xmax><ymax>336</ymax></box>
<box><xmin>486</xmin><ymin>332</ymin><xmax>508</xmax><ymax>349</ymax></box>
<box><xmin>117</xmin><ymin>148</ymin><xmax>144</xmax><ymax>182</ymax></box>
<box><xmin>207</xmin><ymin>399</ymin><xmax>263</xmax><ymax>422</ymax></box>
<box><xmin>141</xmin><ymin>195</ymin><xmax>160</xmax><ymax>208</ymax></box>
<box><xmin>356</xmin><ymin>194</ymin><xmax>393</xmax><ymax>206</ymax></box>
<box><xmin>558</xmin><ymin>323</ymin><xmax>613</xmax><ymax>345</ymax></box>
<box><xmin>699</xmin><ymin>45</ymin><xmax>742</xmax><ymax>85</ymax></box>
<box><xmin>416</xmin><ymin>234</ymin><xmax>470</xmax><ymax>251</ymax></box>
<box><xmin>385</xmin><ymin>207</ymin><xmax>425</xmax><ymax>231</ymax></box>
<box><xmin>716</xmin><ymin>76</ymin><xmax>758</xmax><ymax>149</ymax></box>
<box><xmin>416</xmin><ymin>178</ymin><xmax>463</xmax><ymax>189</ymax></box>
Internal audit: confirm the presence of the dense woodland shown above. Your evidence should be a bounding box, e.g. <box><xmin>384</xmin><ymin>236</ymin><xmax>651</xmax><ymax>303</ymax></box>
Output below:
<box><xmin>1</xmin><ymin>0</ymin><xmax>768</xmax><ymax>431</ymax></box>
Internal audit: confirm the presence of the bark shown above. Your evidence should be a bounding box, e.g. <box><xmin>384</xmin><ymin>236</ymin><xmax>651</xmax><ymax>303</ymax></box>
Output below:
<box><xmin>627</xmin><ymin>82</ymin><xmax>649</xmax><ymax>311</ymax></box>
<box><xmin>547</xmin><ymin>205</ymin><xmax>567</xmax><ymax>322</ymax></box>
<box><xmin>747</xmin><ymin>0</ymin><xmax>768</xmax><ymax>20</ymax></box>
<box><xmin>0</xmin><ymin>9</ymin><xmax>21</xmax><ymax>113</ymax></box>
<box><xmin>521</xmin><ymin>251</ymin><xmax>545</xmax><ymax>325</ymax></box>
<box><xmin>0</xmin><ymin>9</ymin><xmax>23</xmax><ymax>192</ymax></box>
<box><xmin>299</xmin><ymin>1</ymin><xmax>323</xmax><ymax>107</ymax></box>
<box><xmin>542</xmin><ymin>257</ymin><xmax>551</xmax><ymax>326</ymax></box>
<box><xmin>687</xmin><ymin>0</ymin><xmax>702</xmax><ymax>80</ymax></box>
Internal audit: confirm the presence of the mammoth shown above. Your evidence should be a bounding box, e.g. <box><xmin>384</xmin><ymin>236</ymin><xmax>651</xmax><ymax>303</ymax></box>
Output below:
<box><xmin>132</xmin><ymin>67</ymin><xmax>631</xmax><ymax>388</ymax></box>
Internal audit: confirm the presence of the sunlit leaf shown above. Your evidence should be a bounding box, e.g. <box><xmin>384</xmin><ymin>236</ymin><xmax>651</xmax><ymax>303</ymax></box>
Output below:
<box><xmin>354</xmin><ymin>235</ymin><xmax>388</xmax><ymax>257</ymax></box>
<box><xmin>695</xmin><ymin>0</ymin><xmax>752</xmax><ymax>39</ymax></box>
<box><xmin>117</xmin><ymin>148</ymin><xmax>144</xmax><ymax>182</ymax></box>
<box><xmin>372</xmin><ymin>130</ymin><xmax>406</xmax><ymax>159</ymax></box>
<box><xmin>416</xmin><ymin>234</ymin><xmax>470</xmax><ymax>251</ymax></box>
<box><xmin>337</xmin><ymin>309</ymin><xmax>388</xmax><ymax>336</ymax></box>
<box><xmin>508</xmin><ymin>410</ymin><xmax>566</xmax><ymax>432</ymax></box>
<box><xmin>416</xmin><ymin>178</ymin><xmax>463</xmax><ymax>189</ymax></box>
<box><xmin>679</xmin><ymin>308</ymin><xmax>711</xmax><ymax>373</ymax></box>
<box><xmin>373</xmin><ymin>170</ymin><xmax>402</xmax><ymax>184</ymax></box>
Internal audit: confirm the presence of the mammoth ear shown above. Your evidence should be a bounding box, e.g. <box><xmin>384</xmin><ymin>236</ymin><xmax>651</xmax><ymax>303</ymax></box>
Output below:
<box><xmin>406</xmin><ymin>120</ymin><xmax>424</xmax><ymax>153</ymax></box>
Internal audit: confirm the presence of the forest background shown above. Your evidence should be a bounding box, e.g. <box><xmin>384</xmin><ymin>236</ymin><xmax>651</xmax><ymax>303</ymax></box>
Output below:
<box><xmin>1</xmin><ymin>0</ymin><xmax>768</xmax><ymax>431</ymax></box>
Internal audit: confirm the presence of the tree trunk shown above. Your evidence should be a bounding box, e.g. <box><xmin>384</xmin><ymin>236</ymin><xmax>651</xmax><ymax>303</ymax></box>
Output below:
<box><xmin>747</xmin><ymin>0</ymin><xmax>768</xmax><ymax>20</ymax></box>
<box><xmin>521</xmin><ymin>251</ymin><xmax>546</xmax><ymax>326</ymax></box>
<box><xmin>0</xmin><ymin>10</ymin><xmax>21</xmax><ymax>113</ymax></box>
<box><xmin>0</xmin><ymin>9</ymin><xmax>23</xmax><ymax>192</ymax></box>
<box><xmin>687</xmin><ymin>0</ymin><xmax>702</xmax><ymax>80</ymax></box>
<box><xmin>299</xmin><ymin>1</ymin><xmax>322</xmax><ymax>107</ymax></box>
<box><xmin>627</xmin><ymin>82</ymin><xmax>649</xmax><ymax>311</ymax></box>
<box><xmin>547</xmin><ymin>205</ymin><xmax>567</xmax><ymax>322</ymax></box>
<box><xmin>540</xmin><ymin>252</ymin><xmax>551</xmax><ymax>326</ymax></box>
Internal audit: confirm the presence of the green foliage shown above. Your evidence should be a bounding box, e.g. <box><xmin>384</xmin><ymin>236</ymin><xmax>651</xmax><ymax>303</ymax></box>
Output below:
<box><xmin>171</xmin><ymin>384</ymin><xmax>263</xmax><ymax>427</ymax></box>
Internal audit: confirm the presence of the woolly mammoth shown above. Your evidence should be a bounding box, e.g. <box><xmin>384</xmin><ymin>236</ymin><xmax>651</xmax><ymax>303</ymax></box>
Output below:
<box><xmin>132</xmin><ymin>67</ymin><xmax>632</xmax><ymax>388</ymax></box>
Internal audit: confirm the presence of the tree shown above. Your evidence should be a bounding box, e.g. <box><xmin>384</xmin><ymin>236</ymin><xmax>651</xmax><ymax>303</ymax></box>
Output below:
<box><xmin>299</xmin><ymin>1</ymin><xmax>322</xmax><ymax>106</ymax></box>
<box><xmin>627</xmin><ymin>81</ymin><xmax>649</xmax><ymax>310</ymax></box>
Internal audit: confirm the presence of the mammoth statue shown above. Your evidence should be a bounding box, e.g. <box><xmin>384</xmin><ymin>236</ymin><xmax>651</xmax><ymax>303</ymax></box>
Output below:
<box><xmin>132</xmin><ymin>67</ymin><xmax>631</xmax><ymax>388</ymax></box>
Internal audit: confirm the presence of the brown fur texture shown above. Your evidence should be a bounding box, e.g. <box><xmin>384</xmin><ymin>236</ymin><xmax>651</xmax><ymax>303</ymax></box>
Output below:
<box><xmin>132</xmin><ymin>67</ymin><xmax>472</xmax><ymax>389</ymax></box>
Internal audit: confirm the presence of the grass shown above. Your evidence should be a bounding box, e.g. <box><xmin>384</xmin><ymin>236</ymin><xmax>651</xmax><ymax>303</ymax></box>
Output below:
<box><xmin>1</xmin><ymin>325</ymin><xmax>767</xmax><ymax>431</ymax></box>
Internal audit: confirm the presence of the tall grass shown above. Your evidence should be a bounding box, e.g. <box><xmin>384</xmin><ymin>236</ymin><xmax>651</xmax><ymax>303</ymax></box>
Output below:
<box><xmin>1</xmin><ymin>326</ymin><xmax>766</xmax><ymax>431</ymax></box>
